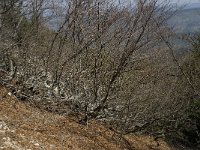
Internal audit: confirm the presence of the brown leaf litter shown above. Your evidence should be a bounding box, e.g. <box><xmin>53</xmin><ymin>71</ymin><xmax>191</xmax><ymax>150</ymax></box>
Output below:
<box><xmin>0</xmin><ymin>85</ymin><xmax>173</xmax><ymax>150</ymax></box>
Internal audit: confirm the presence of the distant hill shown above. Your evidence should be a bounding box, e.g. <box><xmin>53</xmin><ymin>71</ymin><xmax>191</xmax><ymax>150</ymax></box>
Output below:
<box><xmin>47</xmin><ymin>4</ymin><xmax>200</xmax><ymax>34</ymax></box>
<box><xmin>185</xmin><ymin>3</ymin><xmax>200</xmax><ymax>10</ymax></box>
<box><xmin>169</xmin><ymin>7</ymin><xmax>200</xmax><ymax>34</ymax></box>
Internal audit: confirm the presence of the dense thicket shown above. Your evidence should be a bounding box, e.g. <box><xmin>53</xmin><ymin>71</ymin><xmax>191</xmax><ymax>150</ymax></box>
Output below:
<box><xmin>0</xmin><ymin>0</ymin><xmax>199</xmax><ymax>148</ymax></box>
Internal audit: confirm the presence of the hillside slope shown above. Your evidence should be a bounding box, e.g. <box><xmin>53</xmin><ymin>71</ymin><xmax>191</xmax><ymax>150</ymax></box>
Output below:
<box><xmin>0</xmin><ymin>86</ymin><xmax>172</xmax><ymax>150</ymax></box>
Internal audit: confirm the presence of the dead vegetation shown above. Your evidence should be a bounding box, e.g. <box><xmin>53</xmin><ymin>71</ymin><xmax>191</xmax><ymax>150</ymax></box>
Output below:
<box><xmin>1</xmin><ymin>0</ymin><xmax>199</xmax><ymax>149</ymax></box>
<box><xmin>0</xmin><ymin>85</ymin><xmax>173</xmax><ymax>150</ymax></box>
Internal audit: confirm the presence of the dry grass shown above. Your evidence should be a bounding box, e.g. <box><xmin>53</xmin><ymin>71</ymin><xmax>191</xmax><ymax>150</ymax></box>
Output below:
<box><xmin>0</xmin><ymin>85</ymin><xmax>173</xmax><ymax>150</ymax></box>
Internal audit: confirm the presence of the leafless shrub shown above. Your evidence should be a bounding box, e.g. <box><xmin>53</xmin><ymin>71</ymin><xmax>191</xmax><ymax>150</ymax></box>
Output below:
<box><xmin>0</xmin><ymin>0</ymin><xmax>193</xmax><ymax>141</ymax></box>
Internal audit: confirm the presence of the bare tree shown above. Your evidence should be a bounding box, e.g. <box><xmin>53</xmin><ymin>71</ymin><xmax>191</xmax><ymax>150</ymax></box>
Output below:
<box><xmin>1</xmin><ymin>0</ymin><xmax>192</xmax><ymax>141</ymax></box>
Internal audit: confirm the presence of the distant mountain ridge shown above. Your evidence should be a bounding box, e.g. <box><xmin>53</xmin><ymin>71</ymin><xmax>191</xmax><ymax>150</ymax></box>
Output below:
<box><xmin>47</xmin><ymin>3</ymin><xmax>200</xmax><ymax>34</ymax></box>
<box><xmin>184</xmin><ymin>3</ymin><xmax>200</xmax><ymax>9</ymax></box>
<box><xmin>169</xmin><ymin>7</ymin><xmax>200</xmax><ymax>34</ymax></box>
